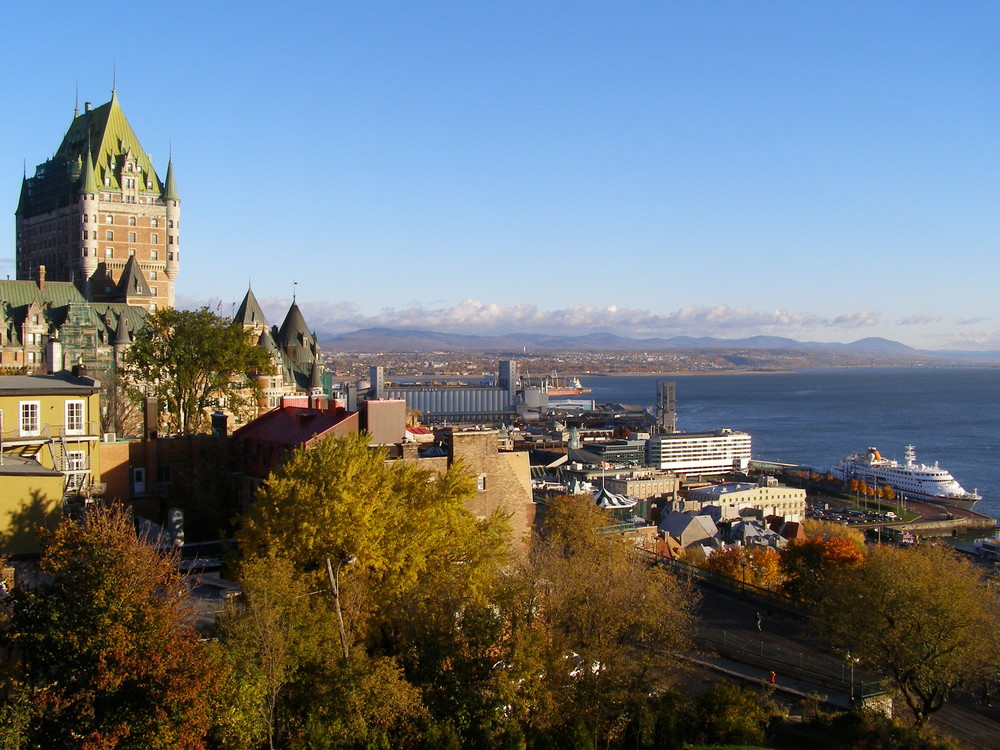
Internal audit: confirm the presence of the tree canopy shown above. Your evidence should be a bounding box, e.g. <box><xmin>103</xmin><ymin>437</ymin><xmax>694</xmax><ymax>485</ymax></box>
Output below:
<box><xmin>817</xmin><ymin>544</ymin><xmax>1000</xmax><ymax>727</ymax></box>
<box><xmin>120</xmin><ymin>307</ymin><xmax>272</xmax><ymax>434</ymax></box>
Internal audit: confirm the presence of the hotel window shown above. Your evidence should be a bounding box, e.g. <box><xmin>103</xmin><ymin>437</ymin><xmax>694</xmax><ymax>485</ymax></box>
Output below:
<box><xmin>128</xmin><ymin>217</ymin><xmax>136</xmax><ymax>226</ymax></box>
<box><xmin>19</xmin><ymin>401</ymin><xmax>40</xmax><ymax>437</ymax></box>
<box><xmin>105</xmin><ymin>215</ymin><xmax>112</xmax><ymax>224</ymax></box>
<box><xmin>105</xmin><ymin>248</ymin><xmax>113</xmax><ymax>258</ymax></box>
<box><xmin>150</xmin><ymin>287</ymin><xmax>157</xmax><ymax>296</ymax></box>
<box><xmin>65</xmin><ymin>400</ymin><xmax>85</xmax><ymax>435</ymax></box>
<box><xmin>128</xmin><ymin>232</ymin><xmax>136</xmax><ymax>242</ymax></box>
<box><xmin>151</xmin><ymin>233</ymin><xmax>158</xmax><ymax>244</ymax></box>
<box><xmin>83</xmin><ymin>215</ymin><xmax>88</xmax><ymax>223</ymax></box>
<box><xmin>151</xmin><ymin>218</ymin><xmax>158</xmax><ymax>227</ymax></box>
<box><xmin>150</xmin><ymin>271</ymin><xmax>157</xmax><ymax>280</ymax></box>
<box><xmin>82</xmin><ymin>230</ymin><xmax>88</xmax><ymax>240</ymax></box>
<box><xmin>105</xmin><ymin>230</ymin><xmax>113</xmax><ymax>240</ymax></box>
<box><xmin>151</xmin><ymin>250</ymin><xmax>158</xmax><ymax>260</ymax></box>
<box><xmin>168</xmin><ymin>220</ymin><xmax>174</xmax><ymax>228</ymax></box>
<box><xmin>128</xmin><ymin>249</ymin><xmax>135</xmax><ymax>256</ymax></box>
<box><xmin>168</xmin><ymin>236</ymin><xmax>173</xmax><ymax>245</ymax></box>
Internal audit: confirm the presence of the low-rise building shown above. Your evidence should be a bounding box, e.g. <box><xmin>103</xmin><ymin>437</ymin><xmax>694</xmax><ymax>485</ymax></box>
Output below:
<box><xmin>0</xmin><ymin>371</ymin><xmax>103</xmax><ymax>554</ymax></box>
<box><xmin>686</xmin><ymin>477</ymin><xmax>806</xmax><ymax>522</ymax></box>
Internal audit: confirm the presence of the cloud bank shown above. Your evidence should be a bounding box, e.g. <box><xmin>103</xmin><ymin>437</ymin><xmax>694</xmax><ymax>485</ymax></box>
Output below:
<box><xmin>178</xmin><ymin>295</ymin><xmax>885</xmax><ymax>339</ymax></box>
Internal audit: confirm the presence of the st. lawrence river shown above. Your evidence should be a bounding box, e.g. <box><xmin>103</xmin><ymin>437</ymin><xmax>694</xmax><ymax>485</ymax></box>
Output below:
<box><xmin>580</xmin><ymin>367</ymin><xmax>1000</xmax><ymax>520</ymax></box>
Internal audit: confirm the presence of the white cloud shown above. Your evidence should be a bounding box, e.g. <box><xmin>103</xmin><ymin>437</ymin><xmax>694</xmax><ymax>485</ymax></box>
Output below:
<box><xmin>179</xmin><ymin>294</ymin><xmax>883</xmax><ymax>339</ymax></box>
<box><xmin>896</xmin><ymin>314</ymin><xmax>943</xmax><ymax>326</ymax></box>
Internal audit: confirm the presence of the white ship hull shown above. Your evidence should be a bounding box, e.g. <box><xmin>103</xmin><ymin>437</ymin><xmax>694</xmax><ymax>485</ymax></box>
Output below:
<box><xmin>830</xmin><ymin>445</ymin><xmax>980</xmax><ymax>511</ymax></box>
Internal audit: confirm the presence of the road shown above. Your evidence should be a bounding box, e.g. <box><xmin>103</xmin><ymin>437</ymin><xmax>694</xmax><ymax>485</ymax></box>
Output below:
<box><xmin>690</xmin><ymin>583</ymin><xmax>1000</xmax><ymax>749</ymax></box>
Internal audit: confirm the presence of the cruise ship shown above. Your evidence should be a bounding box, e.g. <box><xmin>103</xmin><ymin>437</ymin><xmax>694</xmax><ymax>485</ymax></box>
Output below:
<box><xmin>830</xmin><ymin>445</ymin><xmax>980</xmax><ymax>510</ymax></box>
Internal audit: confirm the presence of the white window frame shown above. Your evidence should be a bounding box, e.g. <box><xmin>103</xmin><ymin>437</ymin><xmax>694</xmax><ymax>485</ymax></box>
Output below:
<box><xmin>65</xmin><ymin>400</ymin><xmax>85</xmax><ymax>436</ymax></box>
<box><xmin>19</xmin><ymin>401</ymin><xmax>40</xmax><ymax>437</ymax></box>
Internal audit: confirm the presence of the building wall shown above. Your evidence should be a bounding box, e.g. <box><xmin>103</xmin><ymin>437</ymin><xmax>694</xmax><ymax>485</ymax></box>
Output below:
<box><xmin>0</xmin><ymin>471</ymin><xmax>64</xmax><ymax>555</ymax></box>
<box><xmin>443</xmin><ymin>429</ymin><xmax>536</xmax><ymax>545</ymax></box>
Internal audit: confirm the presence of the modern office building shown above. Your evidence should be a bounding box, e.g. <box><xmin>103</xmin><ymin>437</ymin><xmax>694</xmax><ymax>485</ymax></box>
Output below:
<box><xmin>16</xmin><ymin>91</ymin><xmax>179</xmax><ymax>310</ymax></box>
<box><xmin>645</xmin><ymin>428</ymin><xmax>751</xmax><ymax>476</ymax></box>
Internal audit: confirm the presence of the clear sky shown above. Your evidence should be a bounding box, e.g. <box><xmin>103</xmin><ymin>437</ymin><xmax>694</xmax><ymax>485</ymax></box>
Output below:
<box><xmin>3</xmin><ymin>2</ymin><xmax>999</xmax><ymax>350</ymax></box>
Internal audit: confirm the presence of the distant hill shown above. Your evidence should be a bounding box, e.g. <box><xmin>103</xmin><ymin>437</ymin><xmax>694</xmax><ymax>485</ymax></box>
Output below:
<box><xmin>318</xmin><ymin>327</ymin><xmax>963</xmax><ymax>357</ymax></box>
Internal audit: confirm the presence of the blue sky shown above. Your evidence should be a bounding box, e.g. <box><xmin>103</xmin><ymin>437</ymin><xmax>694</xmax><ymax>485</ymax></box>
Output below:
<box><xmin>3</xmin><ymin>2</ymin><xmax>999</xmax><ymax>349</ymax></box>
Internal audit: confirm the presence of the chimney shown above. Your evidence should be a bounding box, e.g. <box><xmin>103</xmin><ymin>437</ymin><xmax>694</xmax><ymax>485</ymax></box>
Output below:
<box><xmin>211</xmin><ymin>411</ymin><xmax>228</xmax><ymax>438</ymax></box>
<box><xmin>38</xmin><ymin>265</ymin><xmax>45</xmax><ymax>291</ymax></box>
<box><xmin>84</xmin><ymin>102</ymin><xmax>92</xmax><ymax>112</ymax></box>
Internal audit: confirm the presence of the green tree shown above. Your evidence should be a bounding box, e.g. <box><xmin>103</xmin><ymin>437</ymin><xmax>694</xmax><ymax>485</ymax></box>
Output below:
<box><xmin>6</xmin><ymin>506</ymin><xmax>218</xmax><ymax>749</ymax></box>
<box><xmin>817</xmin><ymin>544</ymin><xmax>1000</xmax><ymax>728</ymax></box>
<box><xmin>120</xmin><ymin>307</ymin><xmax>272</xmax><ymax>434</ymax></box>
<box><xmin>216</xmin><ymin>552</ymin><xmax>426</xmax><ymax>749</ymax></box>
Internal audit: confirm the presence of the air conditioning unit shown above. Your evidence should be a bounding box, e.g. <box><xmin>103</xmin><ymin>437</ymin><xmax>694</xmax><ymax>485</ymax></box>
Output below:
<box><xmin>102</xmin><ymin>432</ymin><xmax>116</xmax><ymax>442</ymax></box>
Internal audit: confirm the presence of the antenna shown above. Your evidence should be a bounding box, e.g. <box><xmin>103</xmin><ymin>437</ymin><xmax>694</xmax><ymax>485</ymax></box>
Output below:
<box><xmin>293</xmin><ymin>280</ymin><xmax>298</xmax><ymax>303</ymax></box>
<box><xmin>74</xmin><ymin>82</ymin><xmax>79</xmax><ymax>118</ymax></box>
<box><xmin>112</xmin><ymin>63</ymin><xmax>117</xmax><ymax>96</ymax></box>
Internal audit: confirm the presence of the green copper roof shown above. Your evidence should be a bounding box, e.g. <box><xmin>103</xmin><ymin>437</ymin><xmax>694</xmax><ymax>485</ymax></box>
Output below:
<box><xmin>162</xmin><ymin>157</ymin><xmax>179</xmax><ymax>202</ymax></box>
<box><xmin>79</xmin><ymin>136</ymin><xmax>99</xmax><ymax>194</ymax></box>
<box><xmin>18</xmin><ymin>92</ymin><xmax>169</xmax><ymax>218</ymax></box>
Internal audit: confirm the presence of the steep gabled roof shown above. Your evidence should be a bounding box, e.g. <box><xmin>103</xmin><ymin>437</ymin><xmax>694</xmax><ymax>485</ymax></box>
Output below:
<box><xmin>116</xmin><ymin>256</ymin><xmax>152</xmax><ymax>299</ymax></box>
<box><xmin>19</xmin><ymin>92</ymin><xmax>166</xmax><ymax>218</ymax></box>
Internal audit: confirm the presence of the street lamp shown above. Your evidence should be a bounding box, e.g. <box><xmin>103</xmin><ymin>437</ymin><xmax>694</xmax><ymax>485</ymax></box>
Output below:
<box><xmin>326</xmin><ymin>554</ymin><xmax>357</xmax><ymax>660</ymax></box>
<box><xmin>847</xmin><ymin>653</ymin><xmax>860</xmax><ymax>705</ymax></box>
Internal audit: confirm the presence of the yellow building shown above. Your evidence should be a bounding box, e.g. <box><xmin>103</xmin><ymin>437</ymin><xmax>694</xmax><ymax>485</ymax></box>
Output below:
<box><xmin>0</xmin><ymin>372</ymin><xmax>102</xmax><ymax>555</ymax></box>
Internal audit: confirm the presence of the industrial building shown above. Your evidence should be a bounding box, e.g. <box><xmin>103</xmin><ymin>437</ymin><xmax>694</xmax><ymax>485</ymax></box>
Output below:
<box><xmin>369</xmin><ymin>361</ymin><xmax>519</xmax><ymax>423</ymax></box>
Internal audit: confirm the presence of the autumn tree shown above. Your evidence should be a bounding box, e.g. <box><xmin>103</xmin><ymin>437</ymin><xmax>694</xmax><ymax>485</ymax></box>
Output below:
<box><xmin>120</xmin><ymin>307</ymin><xmax>272</xmax><ymax>434</ymax></box>
<box><xmin>4</xmin><ymin>506</ymin><xmax>218</xmax><ymax>748</ymax></box>
<box><xmin>817</xmin><ymin>544</ymin><xmax>1000</xmax><ymax>728</ymax></box>
<box><xmin>526</xmin><ymin>495</ymin><xmax>697</xmax><ymax>746</ymax></box>
<box><xmin>780</xmin><ymin>535</ymin><xmax>865</xmax><ymax>604</ymax></box>
<box><xmin>703</xmin><ymin>545</ymin><xmax>785</xmax><ymax>591</ymax></box>
<box><xmin>800</xmin><ymin>518</ymin><xmax>866</xmax><ymax>548</ymax></box>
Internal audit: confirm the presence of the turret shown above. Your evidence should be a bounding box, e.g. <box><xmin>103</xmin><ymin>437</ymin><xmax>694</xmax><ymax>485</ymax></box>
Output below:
<box><xmin>162</xmin><ymin>157</ymin><xmax>180</xmax><ymax>306</ymax></box>
<box><xmin>79</xmin><ymin>140</ymin><xmax>99</xmax><ymax>295</ymax></box>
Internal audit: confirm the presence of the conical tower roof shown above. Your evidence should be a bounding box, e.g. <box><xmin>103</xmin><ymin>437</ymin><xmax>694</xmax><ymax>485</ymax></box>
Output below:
<box><xmin>234</xmin><ymin>287</ymin><xmax>268</xmax><ymax>329</ymax></box>
<box><xmin>79</xmin><ymin>140</ymin><xmax>99</xmax><ymax>194</ymax></box>
<box><xmin>113</xmin><ymin>312</ymin><xmax>131</xmax><ymax>345</ymax></box>
<box><xmin>162</xmin><ymin>157</ymin><xmax>179</xmax><ymax>202</ymax></box>
<box><xmin>275</xmin><ymin>302</ymin><xmax>312</xmax><ymax>351</ymax></box>
<box><xmin>309</xmin><ymin>360</ymin><xmax>324</xmax><ymax>390</ymax></box>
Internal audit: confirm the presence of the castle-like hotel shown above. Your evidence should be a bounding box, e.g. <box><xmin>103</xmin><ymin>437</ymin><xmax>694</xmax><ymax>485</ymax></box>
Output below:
<box><xmin>9</xmin><ymin>91</ymin><xmax>323</xmax><ymax>401</ymax></box>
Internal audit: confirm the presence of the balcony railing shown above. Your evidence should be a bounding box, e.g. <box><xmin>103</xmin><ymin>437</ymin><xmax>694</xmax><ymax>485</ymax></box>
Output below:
<box><xmin>0</xmin><ymin>422</ymin><xmax>102</xmax><ymax>444</ymax></box>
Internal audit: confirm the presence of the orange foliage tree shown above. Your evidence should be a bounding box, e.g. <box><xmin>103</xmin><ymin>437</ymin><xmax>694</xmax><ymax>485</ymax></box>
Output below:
<box><xmin>780</xmin><ymin>535</ymin><xmax>865</xmax><ymax>604</ymax></box>
<box><xmin>6</xmin><ymin>506</ymin><xmax>219</xmax><ymax>748</ymax></box>
<box><xmin>703</xmin><ymin>545</ymin><xmax>785</xmax><ymax>591</ymax></box>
